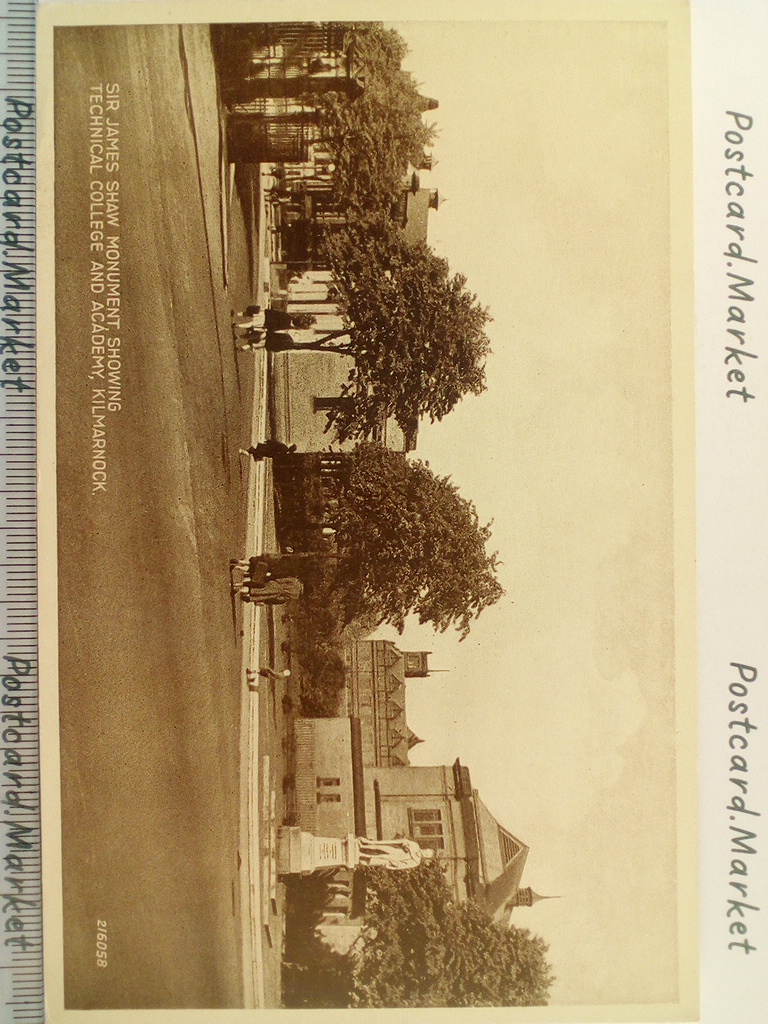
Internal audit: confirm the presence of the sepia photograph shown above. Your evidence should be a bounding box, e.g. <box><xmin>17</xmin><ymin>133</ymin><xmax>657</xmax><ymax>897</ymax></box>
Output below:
<box><xmin>37</xmin><ymin>2</ymin><xmax>696</xmax><ymax>1019</ymax></box>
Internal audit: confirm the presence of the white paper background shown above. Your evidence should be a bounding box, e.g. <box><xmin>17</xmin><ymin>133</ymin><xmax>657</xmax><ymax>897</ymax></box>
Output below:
<box><xmin>694</xmin><ymin>1</ymin><xmax>768</xmax><ymax>1021</ymax></box>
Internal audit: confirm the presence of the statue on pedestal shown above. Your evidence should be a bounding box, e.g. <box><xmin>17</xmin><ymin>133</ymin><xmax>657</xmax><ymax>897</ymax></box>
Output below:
<box><xmin>277</xmin><ymin>828</ymin><xmax>426</xmax><ymax>876</ymax></box>
<box><xmin>355</xmin><ymin>836</ymin><xmax>423</xmax><ymax>870</ymax></box>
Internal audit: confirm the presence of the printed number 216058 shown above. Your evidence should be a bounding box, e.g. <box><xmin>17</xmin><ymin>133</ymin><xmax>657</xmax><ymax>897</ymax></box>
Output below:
<box><xmin>96</xmin><ymin>920</ymin><xmax>108</xmax><ymax>968</ymax></box>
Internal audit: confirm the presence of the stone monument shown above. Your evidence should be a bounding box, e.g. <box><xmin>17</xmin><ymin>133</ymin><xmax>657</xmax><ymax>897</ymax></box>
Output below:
<box><xmin>277</xmin><ymin>828</ymin><xmax>424</xmax><ymax>876</ymax></box>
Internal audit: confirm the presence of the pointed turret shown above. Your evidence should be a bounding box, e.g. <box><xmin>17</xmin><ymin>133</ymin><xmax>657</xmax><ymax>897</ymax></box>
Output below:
<box><xmin>513</xmin><ymin>887</ymin><xmax>561</xmax><ymax>907</ymax></box>
<box><xmin>504</xmin><ymin>888</ymin><xmax>561</xmax><ymax>924</ymax></box>
<box><xmin>403</xmin><ymin>651</ymin><xmax>430</xmax><ymax>677</ymax></box>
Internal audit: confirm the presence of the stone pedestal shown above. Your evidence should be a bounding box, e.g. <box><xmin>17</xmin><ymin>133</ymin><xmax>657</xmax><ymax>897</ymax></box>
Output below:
<box><xmin>277</xmin><ymin>828</ymin><xmax>359</xmax><ymax>876</ymax></box>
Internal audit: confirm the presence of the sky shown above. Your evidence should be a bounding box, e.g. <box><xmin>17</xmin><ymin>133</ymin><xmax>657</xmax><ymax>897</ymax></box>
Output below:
<box><xmin>372</xmin><ymin>16</ymin><xmax>689</xmax><ymax>1007</ymax></box>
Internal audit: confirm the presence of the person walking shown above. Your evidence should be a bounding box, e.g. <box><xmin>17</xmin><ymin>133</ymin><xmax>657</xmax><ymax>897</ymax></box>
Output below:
<box><xmin>233</xmin><ymin>307</ymin><xmax>304</xmax><ymax>349</ymax></box>
<box><xmin>240</xmin><ymin>577</ymin><xmax>303</xmax><ymax>605</ymax></box>
<box><xmin>246</xmin><ymin>667</ymin><xmax>291</xmax><ymax>693</ymax></box>
<box><xmin>239</xmin><ymin>439</ymin><xmax>297</xmax><ymax>461</ymax></box>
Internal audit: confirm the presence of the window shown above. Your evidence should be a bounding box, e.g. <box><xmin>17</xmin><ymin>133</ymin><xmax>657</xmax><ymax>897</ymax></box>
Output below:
<box><xmin>316</xmin><ymin>777</ymin><xmax>341</xmax><ymax>804</ymax></box>
<box><xmin>498</xmin><ymin>827</ymin><xmax>522</xmax><ymax>865</ymax></box>
<box><xmin>408</xmin><ymin>807</ymin><xmax>445</xmax><ymax>850</ymax></box>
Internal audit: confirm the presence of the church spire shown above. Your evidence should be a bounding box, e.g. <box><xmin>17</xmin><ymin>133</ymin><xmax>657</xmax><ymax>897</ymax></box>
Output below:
<box><xmin>524</xmin><ymin>888</ymin><xmax>560</xmax><ymax>906</ymax></box>
<box><xmin>505</xmin><ymin>887</ymin><xmax>561</xmax><ymax>913</ymax></box>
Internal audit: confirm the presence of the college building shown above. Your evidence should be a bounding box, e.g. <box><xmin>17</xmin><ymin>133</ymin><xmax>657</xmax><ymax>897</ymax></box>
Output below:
<box><xmin>292</xmin><ymin>639</ymin><xmax>548</xmax><ymax>936</ymax></box>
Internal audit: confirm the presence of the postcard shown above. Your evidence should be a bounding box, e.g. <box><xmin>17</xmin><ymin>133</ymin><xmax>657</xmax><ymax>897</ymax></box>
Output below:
<box><xmin>34</xmin><ymin>1</ymin><xmax>715</xmax><ymax>1020</ymax></box>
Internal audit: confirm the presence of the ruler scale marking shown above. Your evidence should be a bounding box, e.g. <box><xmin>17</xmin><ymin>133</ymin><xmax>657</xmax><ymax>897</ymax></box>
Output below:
<box><xmin>0</xmin><ymin>0</ymin><xmax>40</xmax><ymax>1021</ymax></box>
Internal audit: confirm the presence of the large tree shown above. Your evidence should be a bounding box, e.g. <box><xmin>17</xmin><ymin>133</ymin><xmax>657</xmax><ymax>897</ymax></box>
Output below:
<box><xmin>318</xmin><ymin>24</ymin><xmax>436</xmax><ymax>212</ymax></box>
<box><xmin>352</xmin><ymin>860</ymin><xmax>555</xmax><ymax>1007</ymax></box>
<box><xmin>282</xmin><ymin>860</ymin><xmax>555</xmax><ymax>1007</ymax></box>
<box><xmin>331</xmin><ymin>443</ymin><xmax>503</xmax><ymax>639</ymax></box>
<box><xmin>309</xmin><ymin>215</ymin><xmax>491</xmax><ymax>442</ymax></box>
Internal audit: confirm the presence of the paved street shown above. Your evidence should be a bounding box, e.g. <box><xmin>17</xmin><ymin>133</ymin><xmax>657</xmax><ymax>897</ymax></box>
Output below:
<box><xmin>53</xmin><ymin>25</ymin><xmax>282</xmax><ymax>1008</ymax></box>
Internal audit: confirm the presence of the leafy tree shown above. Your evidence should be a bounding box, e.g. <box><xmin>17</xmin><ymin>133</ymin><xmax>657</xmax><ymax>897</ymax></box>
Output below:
<box><xmin>331</xmin><ymin>442</ymin><xmax>503</xmax><ymax>639</ymax></box>
<box><xmin>354</xmin><ymin>860</ymin><xmax>555</xmax><ymax>1007</ymax></box>
<box><xmin>318</xmin><ymin>23</ymin><xmax>436</xmax><ymax>212</ymax></box>
<box><xmin>281</xmin><ymin>861</ymin><xmax>554</xmax><ymax>1008</ymax></box>
<box><xmin>285</xmin><ymin>557</ymin><xmax>348</xmax><ymax>717</ymax></box>
<box><xmin>307</xmin><ymin>215</ymin><xmax>491</xmax><ymax>441</ymax></box>
<box><xmin>295</xmin><ymin>642</ymin><xmax>347</xmax><ymax>717</ymax></box>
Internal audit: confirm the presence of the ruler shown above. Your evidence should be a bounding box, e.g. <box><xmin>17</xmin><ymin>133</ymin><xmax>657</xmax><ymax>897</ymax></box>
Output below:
<box><xmin>0</xmin><ymin>0</ymin><xmax>40</xmax><ymax>1022</ymax></box>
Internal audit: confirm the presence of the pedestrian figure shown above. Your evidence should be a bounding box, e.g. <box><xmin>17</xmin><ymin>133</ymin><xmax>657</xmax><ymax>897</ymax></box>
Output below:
<box><xmin>240</xmin><ymin>577</ymin><xmax>303</xmax><ymax>605</ymax></box>
<box><xmin>236</xmin><ymin>326</ymin><xmax>267</xmax><ymax>351</ymax></box>
<box><xmin>231</xmin><ymin>571</ymin><xmax>272</xmax><ymax>596</ymax></box>
<box><xmin>230</xmin><ymin>556</ymin><xmax>273</xmax><ymax>589</ymax></box>
<box><xmin>231</xmin><ymin>553</ymin><xmax>272</xmax><ymax>596</ymax></box>
<box><xmin>231</xmin><ymin>553</ymin><xmax>313</xmax><ymax>583</ymax></box>
<box><xmin>259</xmin><ymin>667</ymin><xmax>291</xmax><ymax>682</ymax></box>
<box><xmin>239</xmin><ymin>439</ymin><xmax>297</xmax><ymax>461</ymax></box>
<box><xmin>239</xmin><ymin>328</ymin><xmax>350</xmax><ymax>355</ymax></box>
<box><xmin>233</xmin><ymin>307</ymin><xmax>302</xmax><ymax>345</ymax></box>
<box><xmin>233</xmin><ymin>306</ymin><xmax>297</xmax><ymax>328</ymax></box>
<box><xmin>232</xmin><ymin>305</ymin><xmax>266</xmax><ymax>346</ymax></box>
<box><xmin>232</xmin><ymin>304</ymin><xmax>264</xmax><ymax>329</ymax></box>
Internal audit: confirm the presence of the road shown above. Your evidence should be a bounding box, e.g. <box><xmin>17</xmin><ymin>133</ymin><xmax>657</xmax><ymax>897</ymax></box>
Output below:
<box><xmin>52</xmin><ymin>25</ymin><xmax>277</xmax><ymax>1008</ymax></box>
